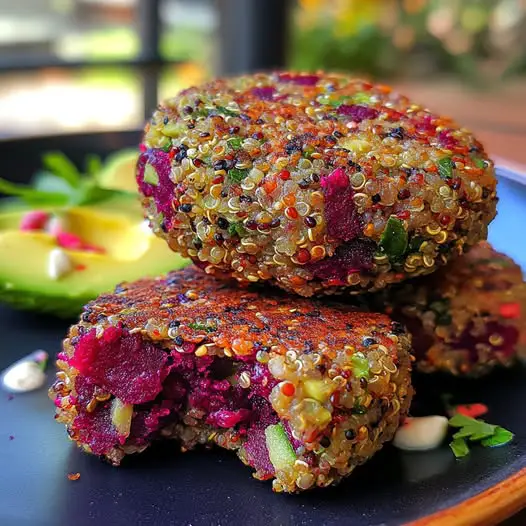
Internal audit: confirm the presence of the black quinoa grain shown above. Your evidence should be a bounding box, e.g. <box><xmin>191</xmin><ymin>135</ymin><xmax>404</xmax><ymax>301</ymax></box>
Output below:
<box><xmin>217</xmin><ymin>217</ymin><xmax>229</xmax><ymax>229</ymax></box>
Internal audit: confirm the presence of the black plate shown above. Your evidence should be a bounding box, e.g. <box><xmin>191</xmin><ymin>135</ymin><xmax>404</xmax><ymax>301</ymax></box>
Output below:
<box><xmin>0</xmin><ymin>143</ymin><xmax>525</xmax><ymax>525</ymax></box>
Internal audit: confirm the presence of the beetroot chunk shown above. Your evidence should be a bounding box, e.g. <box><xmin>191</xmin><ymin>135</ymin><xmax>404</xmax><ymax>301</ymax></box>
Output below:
<box><xmin>136</xmin><ymin>148</ymin><xmax>175</xmax><ymax>222</ymax></box>
<box><xmin>337</xmin><ymin>104</ymin><xmax>379</xmax><ymax>122</ymax></box>
<box><xmin>321</xmin><ymin>167</ymin><xmax>362</xmax><ymax>242</ymax></box>
<box><xmin>277</xmin><ymin>73</ymin><xmax>319</xmax><ymax>86</ymax></box>
<box><xmin>251</xmin><ymin>86</ymin><xmax>276</xmax><ymax>101</ymax></box>
<box><xmin>69</xmin><ymin>328</ymin><xmax>168</xmax><ymax>405</ymax></box>
<box><xmin>307</xmin><ymin>239</ymin><xmax>376</xmax><ymax>281</ymax></box>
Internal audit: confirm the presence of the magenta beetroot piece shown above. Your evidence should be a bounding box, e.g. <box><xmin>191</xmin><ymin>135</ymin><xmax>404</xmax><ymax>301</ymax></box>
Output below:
<box><xmin>50</xmin><ymin>267</ymin><xmax>413</xmax><ymax>493</ymax></box>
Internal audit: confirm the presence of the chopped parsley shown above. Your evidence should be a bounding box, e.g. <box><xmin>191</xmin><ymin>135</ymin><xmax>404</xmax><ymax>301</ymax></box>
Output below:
<box><xmin>448</xmin><ymin>413</ymin><xmax>514</xmax><ymax>458</ymax></box>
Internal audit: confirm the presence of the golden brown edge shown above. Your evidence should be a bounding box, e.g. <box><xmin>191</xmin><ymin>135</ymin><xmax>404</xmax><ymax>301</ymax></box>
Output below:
<box><xmin>406</xmin><ymin>467</ymin><xmax>526</xmax><ymax>526</ymax></box>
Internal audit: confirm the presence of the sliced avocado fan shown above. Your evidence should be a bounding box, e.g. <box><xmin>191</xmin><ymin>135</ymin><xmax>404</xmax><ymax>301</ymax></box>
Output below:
<box><xmin>0</xmin><ymin>152</ymin><xmax>189</xmax><ymax>318</ymax></box>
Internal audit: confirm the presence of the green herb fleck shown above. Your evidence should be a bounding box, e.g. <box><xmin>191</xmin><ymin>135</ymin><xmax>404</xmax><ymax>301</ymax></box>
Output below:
<box><xmin>408</xmin><ymin>235</ymin><xmax>424</xmax><ymax>253</ymax></box>
<box><xmin>228</xmin><ymin>168</ymin><xmax>249</xmax><ymax>183</ymax></box>
<box><xmin>188</xmin><ymin>321</ymin><xmax>217</xmax><ymax>333</ymax></box>
<box><xmin>302</xmin><ymin>145</ymin><xmax>315</xmax><ymax>159</ymax></box>
<box><xmin>216</xmin><ymin>106</ymin><xmax>239</xmax><ymax>118</ymax></box>
<box><xmin>228</xmin><ymin>222</ymin><xmax>247</xmax><ymax>237</ymax></box>
<box><xmin>438</xmin><ymin>157</ymin><xmax>453</xmax><ymax>179</ymax></box>
<box><xmin>448</xmin><ymin>414</ymin><xmax>514</xmax><ymax>458</ymax></box>
<box><xmin>379</xmin><ymin>217</ymin><xmax>408</xmax><ymax>259</ymax></box>
<box><xmin>227</xmin><ymin>137</ymin><xmax>243</xmax><ymax>150</ymax></box>
<box><xmin>350</xmin><ymin>353</ymin><xmax>370</xmax><ymax>379</ymax></box>
<box><xmin>143</xmin><ymin>164</ymin><xmax>159</xmax><ymax>186</ymax></box>
<box><xmin>473</xmin><ymin>158</ymin><xmax>485</xmax><ymax>169</ymax></box>
<box><xmin>353</xmin><ymin>405</ymin><xmax>367</xmax><ymax>415</ymax></box>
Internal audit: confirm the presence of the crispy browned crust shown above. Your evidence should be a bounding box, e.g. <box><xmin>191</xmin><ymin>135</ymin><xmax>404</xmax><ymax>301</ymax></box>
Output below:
<box><xmin>80</xmin><ymin>266</ymin><xmax>405</xmax><ymax>355</ymax></box>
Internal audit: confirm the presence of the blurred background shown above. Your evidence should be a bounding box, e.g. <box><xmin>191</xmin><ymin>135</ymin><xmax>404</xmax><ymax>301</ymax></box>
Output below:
<box><xmin>0</xmin><ymin>0</ymin><xmax>525</xmax><ymax>162</ymax></box>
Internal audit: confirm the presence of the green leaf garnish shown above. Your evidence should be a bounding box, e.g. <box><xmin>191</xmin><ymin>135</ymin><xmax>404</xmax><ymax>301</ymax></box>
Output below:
<box><xmin>228</xmin><ymin>168</ymin><xmax>249</xmax><ymax>183</ymax></box>
<box><xmin>42</xmin><ymin>152</ymin><xmax>81</xmax><ymax>188</ymax></box>
<box><xmin>438</xmin><ymin>157</ymin><xmax>453</xmax><ymax>179</ymax></box>
<box><xmin>0</xmin><ymin>152</ymin><xmax>135</xmax><ymax>209</ymax></box>
<box><xmin>448</xmin><ymin>414</ymin><xmax>514</xmax><ymax>458</ymax></box>
<box><xmin>0</xmin><ymin>178</ymin><xmax>69</xmax><ymax>206</ymax></box>
<box><xmin>85</xmin><ymin>154</ymin><xmax>103</xmax><ymax>176</ymax></box>
<box><xmin>379</xmin><ymin>216</ymin><xmax>408</xmax><ymax>259</ymax></box>
<box><xmin>481</xmin><ymin>427</ymin><xmax>514</xmax><ymax>448</ymax></box>
<box><xmin>450</xmin><ymin>438</ymin><xmax>470</xmax><ymax>458</ymax></box>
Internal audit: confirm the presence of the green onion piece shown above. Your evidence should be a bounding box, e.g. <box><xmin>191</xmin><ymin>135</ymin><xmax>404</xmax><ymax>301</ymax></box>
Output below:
<box><xmin>379</xmin><ymin>216</ymin><xmax>408</xmax><ymax>259</ymax></box>
<box><xmin>438</xmin><ymin>157</ymin><xmax>453</xmax><ymax>179</ymax></box>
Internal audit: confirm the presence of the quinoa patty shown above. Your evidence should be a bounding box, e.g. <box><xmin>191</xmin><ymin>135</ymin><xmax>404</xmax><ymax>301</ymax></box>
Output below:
<box><xmin>369</xmin><ymin>242</ymin><xmax>526</xmax><ymax>376</ymax></box>
<box><xmin>137</xmin><ymin>72</ymin><xmax>497</xmax><ymax>296</ymax></box>
<box><xmin>50</xmin><ymin>267</ymin><xmax>413</xmax><ymax>493</ymax></box>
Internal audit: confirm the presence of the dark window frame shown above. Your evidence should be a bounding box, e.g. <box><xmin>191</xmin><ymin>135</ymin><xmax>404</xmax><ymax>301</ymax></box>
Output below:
<box><xmin>0</xmin><ymin>0</ymin><xmax>289</xmax><ymax>123</ymax></box>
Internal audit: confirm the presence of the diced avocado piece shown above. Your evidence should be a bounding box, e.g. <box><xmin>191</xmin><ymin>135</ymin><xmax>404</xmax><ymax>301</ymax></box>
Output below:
<box><xmin>111</xmin><ymin>398</ymin><xmax>133</xmax><ymax>437</ymax></box>
<box><xmin>303</xmin><ymin>378</ymin><xmax>335</xmax><ymax>403</ymax></box>
<box><xmin>96</xmin><ymin>149</ymin><xmax>138</xmax><ymax>193</ymax></box>
<box><xmin>265</xmin><ymin>423</ymin><xmax>297</xmax><ymax>472</ymax></box>
<box><xmin>143</xmin><ymin>164</ymin><xmax>159</xmax><ymax>186</ymax></box>
<box><xmin>0</xmin><ymin>197</ymin><xmax>190</xmax><ymax>318</ymax></box>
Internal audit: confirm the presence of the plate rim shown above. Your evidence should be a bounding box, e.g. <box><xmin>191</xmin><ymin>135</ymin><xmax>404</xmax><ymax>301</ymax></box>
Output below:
<box><xmin>407</xmin><ymin>467</ymin><xmax>526</xmax><ymax>526</ymax></box>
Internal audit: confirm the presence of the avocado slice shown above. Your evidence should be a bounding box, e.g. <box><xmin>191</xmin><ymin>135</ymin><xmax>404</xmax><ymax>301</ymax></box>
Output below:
<box><xmin>97</xmin><ymin>149</ymin><xmax>139</xmax><ymax>193</ymax></box>
<box><xmin>265</xmin><ymin>423</ymin><xmax>297</xmax><ymax>472</ymax></box>
<box><xmin>0</xmin><ymin>196</ymin><xmax>189</xmax><ymax>318</ymax></box>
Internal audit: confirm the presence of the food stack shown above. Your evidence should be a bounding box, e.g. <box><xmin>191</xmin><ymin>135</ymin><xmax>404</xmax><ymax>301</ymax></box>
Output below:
<box><xmin>50</xmin><ymin>72</ymin><xmax>526</xmax><ymax>492</ymax></box>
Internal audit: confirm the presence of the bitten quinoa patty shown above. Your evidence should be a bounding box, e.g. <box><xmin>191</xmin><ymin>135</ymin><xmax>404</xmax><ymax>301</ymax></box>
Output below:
<box><xmin>137</xmin><ymin>72</ymin><xmax>497</xmax><ymax>297</ymax></box>
<box><xmin>368</xmin><ymin>242</ymin><xmax>526</xmax><ymax>377</ymax></box>
<box><xmin>50</xmin><ymin>267</ymin><xmax>413</xmax><ymax>493</ymax></box>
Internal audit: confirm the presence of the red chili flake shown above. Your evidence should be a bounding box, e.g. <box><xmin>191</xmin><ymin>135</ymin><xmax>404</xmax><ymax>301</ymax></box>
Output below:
<box><xmin>455</xmin><ymin>403</ymin><xmax>488</xmax><ymax>418</ymax></box>
<box><xmin>263</xmin><ymin>178</ymin><xmax>277</xmax><ymax>194</ymax></box>
<box><xmin>397</xmin><ymin>189</ymin><xmax>410</xmax><ymax>200</ymax></box>
<box><xmin>499</xmin><ymin>302</ymin><xmax>521</xmax><ymax>319</ymax></box>
<box><xmin>139</xmin><ymin>144</ymin><xmax>147</xmax><ymax>152</ymax></box>
<box><xmin>412</xmin><ymin>173</ymin><xmax>425</xmax><ymax>185</ymax></box>
<box><xmin>168</xmin><ymin>150</ymin><xmax>176</xmax><ymax>160</ymax></box>
<box><xmin>67</xmin><ymin>472</ymin><xmax>81</xmax><ymax>481</ymax></box>
<box><xmin>397</xmin><ymin>211</ymin><xmax>410</xmax><ymax>220</ymax></box>
<box><xmin>285</xmin><ymin>206</ymin><xmax>298</xmax><ymax>219</ymax></box>
<box><xmin>438</xmin><ymin>214</ymin><xmax>451</xmax><ymax>227</ymax></box>
<box><xmin>248</xmin><ymin>255</ymin><xmax>257</xmax><ymax>264</ymax></box>
<box><xmin>279</xmin><ymin>169</ymin><xmax>291</xmax><ymax>181</ymax></box>
<box><xmin>75</xmin><ymin>264</ymin><xmax>87</xmax><ymax>272</ymax></box>
<box><xmin>212</xmin><ymin>175</ymin><xmax>224</xmax><ymax>184</ymax></box>
<box><xmin>296</xmin><ymin>248</ymin><xmax>311</xmax><ymax>264</ymax></box>
<box><xmin>280</xmin><ymin>382</ymin><xmax>295</xmax><ymax>397</ymax></box>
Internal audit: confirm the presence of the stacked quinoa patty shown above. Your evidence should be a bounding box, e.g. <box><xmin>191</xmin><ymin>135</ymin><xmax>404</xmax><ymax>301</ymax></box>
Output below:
<box><xmin>136</xmin><ymin>72</ymin><xmax>497</xmax><ymax>297</ymax></box>
<box><xmin>50</xmin><ymin>267</ymin><xmax>413</xmax><ymax>493</ymax></box>
<box><xmin>366</xmin><ymin>242</ymin><xmax>526</xmax><ymax>377</ymax></box>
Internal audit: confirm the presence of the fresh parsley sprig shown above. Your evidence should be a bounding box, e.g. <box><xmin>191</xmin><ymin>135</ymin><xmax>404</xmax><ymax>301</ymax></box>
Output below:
<box><xmin>448</xmin><ymin>413</ymin><xmax>514</xmax><ymax>458</ymax></box>
<box><xmin>0</xmin><ymin>151</ymin><xmax>135</xmax><ymax>208</ymax></box>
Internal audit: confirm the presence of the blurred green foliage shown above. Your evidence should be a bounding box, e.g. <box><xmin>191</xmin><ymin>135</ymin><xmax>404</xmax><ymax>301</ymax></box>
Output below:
<box><xmin>290</xmin><ymin>0</ymin><xmax>526</xmax><ymax>83</ymax></box>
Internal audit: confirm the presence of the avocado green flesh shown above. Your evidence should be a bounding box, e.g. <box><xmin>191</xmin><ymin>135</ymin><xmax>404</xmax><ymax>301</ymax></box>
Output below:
<box><xmin>97</xmin><ymin>149</ymin><xmax>138</xmax><ymax>193</ymax></box>
<box><xmin>265</xmin><ymin>423</ymin><xmax>297</xmax><ymax>471</ymax></box>
<box><xmin>0</xmin><ymin>200</ymin><xmax>190</xmax><ymax>318</ymax></box>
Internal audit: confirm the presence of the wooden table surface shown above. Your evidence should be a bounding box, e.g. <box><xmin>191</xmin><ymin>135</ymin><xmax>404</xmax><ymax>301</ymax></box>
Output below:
<box><xmin>395</xmin><ymin>80</ymin><xmax>526</xmax><ymax>172</ymax></box>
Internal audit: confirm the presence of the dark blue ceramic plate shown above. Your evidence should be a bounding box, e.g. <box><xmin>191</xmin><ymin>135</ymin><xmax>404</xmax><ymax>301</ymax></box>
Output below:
<box><xmin>0</xmin><ymin>167</ymin><xmax>525</xmax><ymax>526</ymax></box>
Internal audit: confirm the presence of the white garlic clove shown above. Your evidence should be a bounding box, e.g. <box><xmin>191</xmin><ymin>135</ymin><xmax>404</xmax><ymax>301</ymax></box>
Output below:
<box><xmin>47</xmin><ymin>248</ymin><xmax>73</xmax><ymax>280</ymax></box>
<box><xmin>393</xmin><ymin>416</ymin><xmax>449</xmax><ymax>452</ymax></box>
<box><xmin>2</xmin><ymin>361</ymin><xmax>46</xmax><ymax>393</ymax></box>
